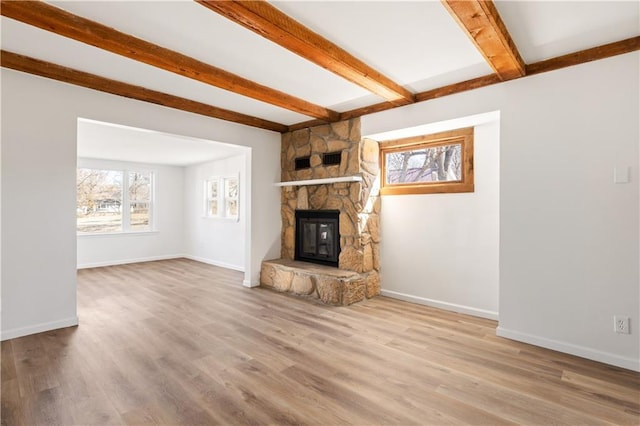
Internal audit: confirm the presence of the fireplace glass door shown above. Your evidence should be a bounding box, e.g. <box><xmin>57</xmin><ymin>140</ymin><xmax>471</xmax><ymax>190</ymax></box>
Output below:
<box><xmin>295</xmin><ymin>210</ymin><xmax>340</xmax><ymax>267</ymax></box>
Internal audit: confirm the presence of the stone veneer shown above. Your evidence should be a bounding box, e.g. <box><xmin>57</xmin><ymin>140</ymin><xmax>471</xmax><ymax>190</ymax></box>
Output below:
<box><xmin>260</xmin><ymin>118</ymin><xmax>381</xmax><ymax>305</ymax></box>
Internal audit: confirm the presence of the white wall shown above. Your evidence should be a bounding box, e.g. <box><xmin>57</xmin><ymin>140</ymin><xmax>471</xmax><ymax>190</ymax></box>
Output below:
<box><xmin>76</xmin><ymin>158</ymin><xmax>185</xmax><ymax>268</ymax></box>
<box><xmin>184</xmin><ymin>154</ymin><xmax>247</xmax><ymax>271</ymax></box>
<box><xmin>362</xmin><ymin>52</ymin><xmax>639</xmax><ymax>371</ymax></box>
<box><xmin>1</xmin><ymin>69</ymin><xmax>281</xmax><ymax>340</ymax></box>
<box><xmin>378</xmin><ymin>120</ymin><xmax>500</xmax><ymax>319</ymax></box>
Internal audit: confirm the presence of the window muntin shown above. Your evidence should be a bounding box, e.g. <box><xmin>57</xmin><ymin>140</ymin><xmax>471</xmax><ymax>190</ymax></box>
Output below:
<box><xmin>77</xmin><ymin>168</ymin><xmax>154</xmax><ymax>234</ymax></box>
<box><xmin>380</xmin><ymin>128</ymin><xmax>474</xmax><ymax>195</ymax></box>
<box><xmin>205</xmin><ymin>175</ymin><xmax>239</xmax><ymax>220</ymax></box>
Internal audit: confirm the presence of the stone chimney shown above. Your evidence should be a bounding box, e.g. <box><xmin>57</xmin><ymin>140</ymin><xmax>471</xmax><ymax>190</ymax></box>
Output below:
<box><xmin>260</xmin><ymin>118</ymin><xmax>381</xmax><ymax>305</ymax></box>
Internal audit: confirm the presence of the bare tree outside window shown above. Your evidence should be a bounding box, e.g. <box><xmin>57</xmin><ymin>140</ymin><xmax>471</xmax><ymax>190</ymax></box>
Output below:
<box><xmin>385</xmin><ymin>143</ymin><xmax>462</xmax><ymax>184</ymax></box>
<box><xmin>224</xmin><ymin>177</ymin><xmax>239</xmax><ymax>218</ymax></box>
<box><xmin>129</xmin><ymin>171</ymin><xmax>151</xmax><ymax>231</ymax></box>
<box><xmin>206</xmin><ymin>178</ymin><xmax>220</xmax><ymax>217</ymax></box>
<box><xmin>205</xmin><ymin>175</ymin><xmax>239</xmax><ymax>220</ymax></box>
<box><xmin>77</xmin><ymin>168</ymin><xmax>154</xmax><ymax>233</ymax></box>
<box><xmin>379</xmin><ymin>127</ymin><xmax>474</xmax><ymax>195</ymax></box>
<box><xmin>77</xmin><ymin>169</ymin><xmax>123</xmax><ymax>233</ymax></box>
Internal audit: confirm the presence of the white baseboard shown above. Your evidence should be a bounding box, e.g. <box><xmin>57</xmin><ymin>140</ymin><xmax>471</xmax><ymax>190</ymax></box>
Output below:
<box><xmin>77</xmin><ymin>254</ymin><xmax>183</xmax><ymax>269</ymax></box>
<box><xmin>243</xmin><ymin>279</ymin><xmax>259</xmax><ymax>288</ymax></box>
<box><xmin>182</xmin><ymin>255</ymin><xmax>244</xmax><ymax>272</ymax></box>
<box><xmin>1</xmin><ymin>316</ymin><xmax>79</xmax><ymax>341</ymax></box>
<box><xmin>380</xmin><ymin>289</ymin><xmax>499</xmax><ymax>321</ymax></box>
<box><xmin>78</xmin><ymin>254</ymin><xmax>245</xmax><ymax>272</ymax></box>
<box><xmin>497</xmin><ymin>326</ymin><xmax>640</xmax><ymax>372</ymax></box>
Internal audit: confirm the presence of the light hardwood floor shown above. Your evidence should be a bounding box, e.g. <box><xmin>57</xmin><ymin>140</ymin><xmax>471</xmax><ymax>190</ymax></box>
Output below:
<box><xmin>1</xmin><ymin>258</ymin><xmax>639</xmax><ymax>425</ymax></box>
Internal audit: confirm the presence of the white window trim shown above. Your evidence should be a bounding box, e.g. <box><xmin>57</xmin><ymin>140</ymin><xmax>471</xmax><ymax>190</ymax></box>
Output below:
<box><xmin>77</xmin><ymin>168</ymin><xmax>156</xmax><ymax>235</ymax></box>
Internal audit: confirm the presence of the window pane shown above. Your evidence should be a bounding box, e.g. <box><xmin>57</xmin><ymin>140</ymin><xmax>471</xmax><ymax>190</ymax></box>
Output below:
<box><xmin>208</xmin><ymin>180</ymin><xmax>218</xmax><ymax>199</ymax></box>
<box><xmin>208</xmin><ymin>200</ymin><xmax>218</xmax><ymax>216</ymax></box>
<box><xmin>225</xmin><ymin>177</ymin><xmax>238</xmax><ymax>218</ymax></box>
<box><xmin>226</xmin><ymin>199</ymin><xmax>238</xmax><ymax>218</ymax></box>
<box><xmin>225</xmin><ymin>177</ymin><xmax>238</xmax><ymax>199</ymax></box>
<box><xmin>77</xmin><ymin>169</ymin><xmax>123</xmax><ymax>233</ymax></box>
<box><xmin>129</xmin><ymin>171</ymin><xmax>151</xmax><ymax>231</ymax></box>
<box><xmin>385</xmin><ymin>143</ymin><xmax>462</xmax><ymax>184</ymax></box>
<box><xmin>130</xmin><ymin>201</ymin><xmax>150</xmax><ymax>231</ymax></box>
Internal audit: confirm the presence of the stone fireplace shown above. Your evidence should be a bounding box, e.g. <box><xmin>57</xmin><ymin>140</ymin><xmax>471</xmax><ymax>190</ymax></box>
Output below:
<box><xmin>260</xmin><ymin>118</ymin><xmax>381</xmax><ymax>305</ymax></box>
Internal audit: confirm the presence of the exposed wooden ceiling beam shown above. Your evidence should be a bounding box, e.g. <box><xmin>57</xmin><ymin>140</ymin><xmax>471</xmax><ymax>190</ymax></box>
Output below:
<box><xmin>0</xmin><ymin>0</ymin><xmax>337</xmax><ymax>122</ymax></box>
<box><xmin>196</xmin><ymin>0</ymin><xmax>415</xmax><ymax>106</ymax></box>
<box><xmin>526</xmin><ymin>36</ymin><xmax>640</xmax><ymax>76</ymax></box>
<box><xmin>415</xmin><ymin>74</ymin><xmax>501</xmax><ymax>102</ymax></box>
<box><xmin>289</xmin><ymin>37</ymin><xmax>640</xmax><ymax>132</ymax></box>
<box><xmin>1</xmin><ymin>51</ymin><xmax>288</xmax><ymax>133</ymax></box>
<box><xmin>441</xmin><ymin>0</ymin><xmax>525</xmax><ymax>81</ymax></box>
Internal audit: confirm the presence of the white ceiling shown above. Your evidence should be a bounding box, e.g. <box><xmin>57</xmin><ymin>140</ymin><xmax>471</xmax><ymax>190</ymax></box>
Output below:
<box><xmin>494</xmin><ymin>1</ymin><xmax>640</xmax><ymax>63</ymax></box>
<box><xmin>2</xmin><ymin>1</ymin><xmax>639</xmax><ymax>128</ymax></box>
<box><xmin>77</xmin><ymin>118</ymin><xmax>247</xmax><ymax>166</ymax></box>
<box><xmin>272</xmin><ymin>1</ymin><xmax>493</xmax><ymax>94</ymax></box>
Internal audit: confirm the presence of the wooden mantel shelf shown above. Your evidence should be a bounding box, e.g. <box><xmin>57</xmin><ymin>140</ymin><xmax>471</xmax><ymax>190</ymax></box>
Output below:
<box><xmin>274</xmin><ymin>175</ymin><xmax>362</xmax><ymax>187</ymax></box>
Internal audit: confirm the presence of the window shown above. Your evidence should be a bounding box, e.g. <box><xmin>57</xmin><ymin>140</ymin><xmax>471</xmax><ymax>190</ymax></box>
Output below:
<box><xmin>205</xmin><ymin>178</ymin><xmax>219</xmax><ymax>217</ymax></box>
<box><xmin>224</xmin><ymin>177</ymin><xmax>239</xmax><ymax>218</ymax></box>
<box><xmin>128</xmin><ymin>171</ymin><xmax>153</xmax><ymax>231</ymax></box>
<box><xmin>379</xmin><ymin>127</ymin><xmax>474</xmax><ymax>195</ymax></box>
<box><xmin>77</xmin><ymin>168</ymin><xmax>154</xmax><ymax>234</ymax></box>
<box><xmin>205</xmin><ymin>175</ymin><xmax>239</xmax><ymax>220</ymax></box>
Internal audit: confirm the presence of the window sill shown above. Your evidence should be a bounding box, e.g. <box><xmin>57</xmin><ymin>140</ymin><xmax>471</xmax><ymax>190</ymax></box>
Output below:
<box><xmin>77</xmin><ymin>230</ymin><xmax>159</xmax><ymax>238</ymax></box>
<box><xmin>202</xmin><ymin>216</ymin><xmax>240</xmax><ymax>222</ymax></box>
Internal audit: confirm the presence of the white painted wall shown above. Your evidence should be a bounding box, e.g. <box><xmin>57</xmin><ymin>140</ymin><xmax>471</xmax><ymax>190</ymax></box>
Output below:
<box><xmin>1</xmin><ymin>69</ymin><xmax>281</xmax><ymax>340</ymax></box>
<box><xmin>362</xmin><ymin>52</ymin><xmax>640</xmax><ymax>371</ymax></box>
<box><xmin>76</xmin><ymin>158</ymin><xmax>185</xmax><ymax>268</ymax></box>
<box><xmin>378</xmin><ymin>120</ymin><xmax>500</xmax><ymax>320</ymax></box>
<box><xmin>184</xmin><ymin>155</ymin><xmax>247</xmax><ymax>271</ymax></box>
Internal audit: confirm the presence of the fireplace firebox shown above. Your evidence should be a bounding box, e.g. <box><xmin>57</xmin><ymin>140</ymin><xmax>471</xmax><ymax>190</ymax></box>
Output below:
<box><xmin>295</xmin><ymin>210</ymin><xmax>340</xmax><ymax>267</ymax></box>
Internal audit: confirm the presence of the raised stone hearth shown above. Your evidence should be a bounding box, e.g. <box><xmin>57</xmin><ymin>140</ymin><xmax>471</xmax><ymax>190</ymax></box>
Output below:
<box><xmin>260</xmin><ymin>118</ymin><xmax>381</xmax><ymax>305</ymax></box>
<box><xmin>261</xmin><ymin>259</ymin><xmax>379</xmax><ymax>305</ymax></box>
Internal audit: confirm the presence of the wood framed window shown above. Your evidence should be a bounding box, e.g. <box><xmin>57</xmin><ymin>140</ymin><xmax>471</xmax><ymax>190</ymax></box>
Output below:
<box><xmin>379</xmin><ymin>127</ymin><xmax>474</xmax><ymax>195</ymax></box>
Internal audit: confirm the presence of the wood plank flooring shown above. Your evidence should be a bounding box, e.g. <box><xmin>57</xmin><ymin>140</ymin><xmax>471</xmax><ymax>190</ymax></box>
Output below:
<box><xmin>2</xmin><ymin>258</ymin><xmax>639</xmax><ymax>425</ymax></box>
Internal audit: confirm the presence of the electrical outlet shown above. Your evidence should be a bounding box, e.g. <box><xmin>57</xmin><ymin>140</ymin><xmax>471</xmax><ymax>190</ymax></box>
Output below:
<box><xmin>614</xmin><ymin>316</ymin><xmax>630</xmax><ymax>334</ymax></box>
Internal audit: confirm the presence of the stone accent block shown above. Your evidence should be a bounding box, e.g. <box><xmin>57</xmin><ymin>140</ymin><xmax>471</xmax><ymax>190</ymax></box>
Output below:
<box><xmin>292</xmin><ymin>275</ymin><xmax>314</xmax><ymax>295</ymax></box>
<box><xmin>260</xmin><ymin>262</ymin><xmax>276</xmax><ymax>288</ymax></box>
<box><xmin>365</xmin><ymin>271</ymin><xmax>381</xmax><ymax>299</ymax></box>
<box><xmin>362</xmin><ymin>244</ymin><xmax>373</xmax><ymax>272</ymax></box>
<box><xmin>273</xmin><ymin>269</ymin><xmax>293</xmax><ymax>292</ymax></box>
<box><xmin>316</xmin><ymin>277</ymin><xmax>342</xmax><ymax>305</ymax></box>
<box><xmin>342</xmin><ymin>278</ymin><xmax>365</xmax><ymax>305</ymax></box>
<box><xmin>339</xmin><ymin>246</ymin><xmax>364</xmax><ymax>273</ymax></box>
<box><xmin>331</xmin><ymin>121</ymin><xmax>349</xmax><ymax>139</ymax></box>
<box><xmin>362</xmin><ymin>138</ymin><xmax>379</xmax><ymax>163</ymax></box>
<box><xmin>297</xmin><ymin>187</ymin><xmax>309</xmax><ymax>210</ymax></box>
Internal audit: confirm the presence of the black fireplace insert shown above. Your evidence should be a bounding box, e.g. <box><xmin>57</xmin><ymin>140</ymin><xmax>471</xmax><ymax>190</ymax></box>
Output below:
<box><xmin>295</xmin><ymin>210</ymin><xmax>340</xmax><ymax>267</ymax></box>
